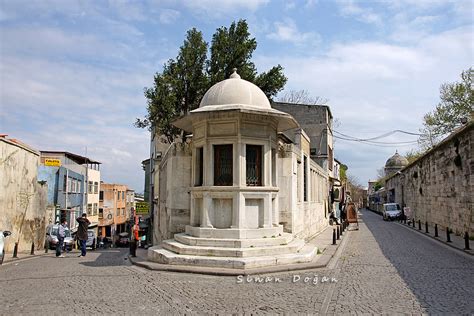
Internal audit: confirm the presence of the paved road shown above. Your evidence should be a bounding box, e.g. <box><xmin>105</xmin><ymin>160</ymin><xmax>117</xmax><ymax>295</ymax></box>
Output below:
<box><xmin>0</xmin><ymin>209</ymin><xmax>472</xmax><ymax>314</ymax></box>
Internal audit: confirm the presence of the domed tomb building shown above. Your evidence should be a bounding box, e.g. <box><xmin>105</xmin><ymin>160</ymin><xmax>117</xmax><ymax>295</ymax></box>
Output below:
<box><xmin>384</xmin><ymin>151</ymin><xmax>409</xmax><ymax>177</ymax></box>
<box><xmin>148</xmin><ymin>70</ymin><xmax>332</xmax><ymax>270</ymax></box>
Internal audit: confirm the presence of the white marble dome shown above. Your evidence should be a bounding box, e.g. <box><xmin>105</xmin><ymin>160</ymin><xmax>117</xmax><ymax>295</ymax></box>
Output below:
<box><xmin>199</xmin><ymin>69</ymin><xmax>271</xmax><ymax>109</ymax></box>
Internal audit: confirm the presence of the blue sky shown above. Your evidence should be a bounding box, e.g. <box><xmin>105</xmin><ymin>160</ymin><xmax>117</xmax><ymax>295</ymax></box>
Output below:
<box><xmin>1</xmin><ymin>0</ymin><xmax>472</xmax><ymax>191</ymax></box>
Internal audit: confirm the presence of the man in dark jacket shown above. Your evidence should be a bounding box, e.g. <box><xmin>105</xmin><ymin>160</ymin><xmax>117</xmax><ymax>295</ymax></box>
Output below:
<box><xmin>76</xmin><ymin>213</ymin><xmax>90</xmax><ymax>257</ymax></box>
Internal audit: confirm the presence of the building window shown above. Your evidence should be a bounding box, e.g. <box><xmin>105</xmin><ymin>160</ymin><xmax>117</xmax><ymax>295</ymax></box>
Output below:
<box><xmin>246</xmin><ymin>145</ymin><xmax>262</xmax><ymax>186</ymax></box>
<box><xmin>195</xmin><ymin>147</ymin><xmax>203</xmax><ymax>186</ymax></box>
<box><xmin>93</xmin><ymin>203</ymin><xmax>98</xmax><ymax>216</ymax></box>
<box><xmin>98</xmin><ymin>208</ymin><xmax>103</xmax><ymax>219</ymax></box>
<box><xmin>63</xmin><ymin>175</ymin><xmax>67</xmax><ymax>192</ymax></box>
<box><xmin>122</xmin><ymin>208</ymin><xmax>125</xmax><ymax>216</ymax></box>
<box><xmin>71</xmin><ymin>179</ymin><xmax>76</xmax><ymax>193</ymax></box>
<box><xmin>122</xmin><ymin>191</ymin><xmax>125</xmax><ymax>201</ymax></box>
<box><xmin>116</xmin><ymin>208</ymin><xmax>120</xmax><ymax>216</ymax></box>
<box><xmin>88</xmin><ymin>181</ymin><xmax>93</xmax><ymax>194</ymax></box>
<box><xmin>117</xmin><ymin>191</ymin><xmax>120</xmax><ymax>201</ymax></box>
<box><xmin>99</xmin><ymin>191</ymin><xmax>104</xmax><ymax>201</ymax></box>
<box><xmin>214</xmin><ymin>144</ymin><xmax>233</xmax><ymax>186</ymax></box>
<box><xmin>87</xmin><ymin>203</ymin><xmax>92</xmax><ymax>216</ymax></box>
<box><xmin>304</xmin><ymin>156</ymin><xmax>308</xmax><ymax>202</ymax></box>
<box><xmin>94</xmin><ymin>182</ymin><xmax>98</xmax><ymax>194</ymax></box>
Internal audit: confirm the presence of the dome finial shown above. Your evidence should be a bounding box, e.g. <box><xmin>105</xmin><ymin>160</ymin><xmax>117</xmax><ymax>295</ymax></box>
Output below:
<box><xmin>230</xmin><ymin>68</ymin><xmax>241</xmax><ymax>79</ymax></box>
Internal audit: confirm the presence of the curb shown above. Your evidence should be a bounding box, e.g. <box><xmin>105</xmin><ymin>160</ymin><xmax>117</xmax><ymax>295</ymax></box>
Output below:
<box><xmin>128</xmin><ymin>226</ymin><xmax>351</xmax><ymax>276</ymax></box>
<box><xmin>2</xmin><ymin>251</ymin><xmax>52</xmax><ymax>266</ymax></box>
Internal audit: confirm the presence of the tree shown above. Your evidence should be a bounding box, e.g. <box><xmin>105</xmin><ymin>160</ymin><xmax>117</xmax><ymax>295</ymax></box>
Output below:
<box><xmin>136</xmin><ymin>20</ymin><xmax>288</xmax><ymax>142</ymax></box>
<box><xmin>419</xmin><ymin>68</ymin><xmax>473</xmax><ymax>149</ymax></box>
<box><xmin>278</xmin><ymin>89</ymin><xmax>328</xmax><ymax>105</ymax></box>
<box><xmin>404</xmin><ymin>149</ymin><xmax>423</xmax><ymax>164</ymax></box>
<box><xmin>136</xmin><ymin>28</ymin><xmax>208</xmax><ymax>143</ymax></box>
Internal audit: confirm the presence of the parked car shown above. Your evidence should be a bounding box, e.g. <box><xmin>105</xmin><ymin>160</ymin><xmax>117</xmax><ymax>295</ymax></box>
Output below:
<box><xmin>0</xmin><ymin>230</ymin><xmax>12</xmax><ymax>265</ymax></box>
<box><xmin>45</xmin><ymin>224</ymin><xmax>74</xmax><ymax>251</ymax></box>
<box><xmin>382</xmin><ymin>203</ymin><xmax>402</xmax><ymax>221</ymax></box>
<box><xmin>116</xmin><ymin>232</ymin><xmax>130</xmax><ymax>247</ymax></box>
<box><xmin>76</xmin><ymin>230</ymin><xmax>96</xmax><ymax>250</ymax></box>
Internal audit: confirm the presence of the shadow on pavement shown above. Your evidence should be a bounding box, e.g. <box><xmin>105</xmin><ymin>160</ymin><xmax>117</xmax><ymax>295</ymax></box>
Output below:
<box><xmin>79</xmin><ymin>248</ymin><xmax>131</xmax><ymax>267</ymax></box>
<box><xmin>361</xmin><ymin>208</ymin><xmax>474</xmax><ymax>314</ymax></box>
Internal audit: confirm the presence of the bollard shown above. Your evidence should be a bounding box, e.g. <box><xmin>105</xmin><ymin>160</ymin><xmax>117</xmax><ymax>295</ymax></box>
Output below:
<box><xmin>412</xmin><ymin>219</ymin><xmax>415</xmax><ymax>228</ymax></box>
<box><xmin>13</xmin><ymin>242</ymin><xmax>18</xmax><ymax>258</ymax></box>
<box><xmin>340</xmin><ymin>224</ymin><xmax>343</xmax><ymax>236</ymax></box>
<box><xmin>129</xmin><ymin>240</ymin><xmax>137</xmax><ymax>257</ymax></box>
<box><xmin>336</xmin><ymin>226</ymin><xmax>340</xmax><ymax>240</ymax></box>
<box><xmin>332</xmin><ymin>229</ymin><xmax>336</xmax><ymax>245</ymax></box>
<box><xmin>418</xmin><ymin>220</ymin><xmax>422</xmax><ymax>230</ymax></box>
<box><xmin>425</xmin><ymin>222</ymin><xmax>429</xmax><ymax>234</ymax></box>
<box><xmin>465</xmin><ymin>232</ymin><xmax>470</xmax><ymax>250</ymax></box>
<box><xmin>446</xmin><ymin>227</ymin><xmax>451</xmax><ymax>242</ymax></box>
<box><xmin>435</xmin><ymin>224</ymin><xmax>438</xmax><ymax>237</ymax></box>
<box><xmin>45</xmin><ymin>240</ymin><xmax>49</xmax><ymax>253</ymax></box>
<box><xmin>30</xmin><ymin>242</ymin><xmax>35</xmax><ymax>255</ymax></box>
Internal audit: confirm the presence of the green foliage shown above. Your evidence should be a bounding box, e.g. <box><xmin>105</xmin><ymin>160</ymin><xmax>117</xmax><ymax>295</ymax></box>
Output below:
<box><xmin>208</xmin><ymin>20</ymin><xmax>257</xmax><ymax>85</ymax></box>
<box><xmin>374</xmin><ymin>181</ymin><xmax>383</xmax><ymax>192</ymax></box>
<box><xmin>339</xmin><ymin>164</ymin><xmax>348</xmax><ymax>182</ymax></box>
<box><xmin>136</xmin><ymin>20</ymin><xmax>287</xmax><ymax>142</ymax></box>
<box><xmin>404</xmin><ymin>149</ymin><xmax>423</xmax><ymax>164</ymax></box>
<box><xmin>419</xmin><ymin>68</ymin><xmax>473</xmax><ymax>149</ymax></box>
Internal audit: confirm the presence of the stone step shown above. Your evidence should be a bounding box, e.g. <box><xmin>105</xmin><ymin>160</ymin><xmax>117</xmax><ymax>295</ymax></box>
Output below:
<box><xmin>174</xmin><ymin>233</ymin><xmax>294</xmax><ymax>248</ymax></box>
<box><xmin>161</xmin><ymin>238</ymin><xmax>305</xmax><ymax>258</ymax></box>
<box><xmin>185</xmin><ymin>225</ymin><xmax>284</xmax><ymax>239</ymax></box>
<box><xmin>148</xmin><ymin>244</ymin><xmax>317</xmax><ymax>269</ymax></box>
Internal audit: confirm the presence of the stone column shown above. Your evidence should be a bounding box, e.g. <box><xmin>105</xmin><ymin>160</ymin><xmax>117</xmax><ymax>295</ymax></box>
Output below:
<box><xmin>272</xmin><ymin>193</ymin><xmax>279</xmax><ymax>227</ymax></box>
<box><xmin>190</xmin><ymin>194</ymin><xmax>196</xmax><ymax>226</ymax></box>
<box><xmin>261</xmin><ymin>193</ymin><xmax>272</xmax><ymax>228</ymax></box>
<box><xmin>201</xmin><ymin>193</ymin><xmax>213</xmax><ymax>228</ymax></box>
<box><xmin>231</xmin><ymin>192</ymin><xmax>245</xmax><ymax>228</ymax></box>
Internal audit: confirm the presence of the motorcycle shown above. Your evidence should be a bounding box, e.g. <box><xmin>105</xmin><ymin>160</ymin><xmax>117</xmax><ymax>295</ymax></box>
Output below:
<box><xmin>0</xmin><ymin>230</ymin><xmax>12</xmax><ymax>265</ymax></box>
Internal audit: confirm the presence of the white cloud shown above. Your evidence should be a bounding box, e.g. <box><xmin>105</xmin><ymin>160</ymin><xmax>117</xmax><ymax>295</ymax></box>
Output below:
<box><xmin>267</xmin><ymin>19</ymin><xmax>321</xmax><ymax>46</ymax></box>
<box><xmin>257</xmin><ymin>26</ymin><xmax>471</xmax><ymax>183</ymax></box>
<box><xmin>390</xmin><ymin>14</ymin><xmax>440</xmax><ymax>43</ymax></box>
<box><xmin>336</xmin><ymin>0</ymin><xmax>382</xmax><ymax>25</ymax></box>
<box><xmin>159</xmin><ymin>9</ymin><xmax>180</xmax><ymax>24</ymax></box>
<box><xmin>179</xmin><ymin>0</ymin><xmax>269</xmax><ymax>18</ymax></box>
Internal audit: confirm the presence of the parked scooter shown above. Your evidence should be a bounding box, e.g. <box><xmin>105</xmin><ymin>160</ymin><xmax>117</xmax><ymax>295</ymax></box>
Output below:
<box><xmin>0</xmin><ymin>230</ymin><xmax>12</xmax><ymax>265</ymax></box>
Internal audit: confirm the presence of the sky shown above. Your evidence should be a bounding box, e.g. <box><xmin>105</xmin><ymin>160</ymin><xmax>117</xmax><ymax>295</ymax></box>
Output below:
<box><xmin>1</xmin><ymin>0</ymin><xmax>472</xmax><ymax>191</ymax></box>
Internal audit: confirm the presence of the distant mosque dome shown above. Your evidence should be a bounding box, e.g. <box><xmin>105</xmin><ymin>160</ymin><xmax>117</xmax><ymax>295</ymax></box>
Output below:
<box><xmin>384</xmin><ymin>151</ymin><xmax>409</xmax><ymax>177</ymax></box>
<box><xmin>198</xmin><ymin>69</ymin><xmax>271</xmax><ymax>110</ymax></box>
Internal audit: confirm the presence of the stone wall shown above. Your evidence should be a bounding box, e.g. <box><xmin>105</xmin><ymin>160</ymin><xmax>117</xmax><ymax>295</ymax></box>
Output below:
<box><xmin>385</xmin><ymin>122</ymin><xmax>473</xmax><ymax>235</ymax></box>
<box><xmin>155</xmin><ymin>143</ymin><xmax>192</xmax><ymax>243</ymax></box>
<box><xmin>277</xmin><ymin>135</ymin><xmax>329</xmax><ymax>240</ymax></box>
<box><xmin>0</xmin><ymin>138</ymin><xmax>48</xmax><ymax>252</ymax></box>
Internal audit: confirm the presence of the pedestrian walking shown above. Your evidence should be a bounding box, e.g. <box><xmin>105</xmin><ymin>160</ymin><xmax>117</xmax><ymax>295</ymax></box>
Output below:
<box><xmin>76</xmin><ymin>213</ymin><xmax>90</xmax><ymax>257</ymax></box>
<box><xmin>56</xmin><ymin>219</ymin><xmax>67</xmax><ymax>258</ymax></box>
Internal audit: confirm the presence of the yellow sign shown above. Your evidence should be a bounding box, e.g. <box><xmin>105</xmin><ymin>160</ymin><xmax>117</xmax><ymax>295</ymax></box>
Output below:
<box><xmin>135</xmin><ymin>202</ymin><xmax>149</xmax><ymax>215</ymax></box>
<box><xmin>45</xmin><ymin>159</ymin><xmax>61</xmax><ymax>167</ymax></box>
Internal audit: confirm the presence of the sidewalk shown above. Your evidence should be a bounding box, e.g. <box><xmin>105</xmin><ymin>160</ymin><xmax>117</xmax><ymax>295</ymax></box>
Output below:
<box><xmin>366</xmin><ymin>208</ymin><xmax>473</xmax><ymax>256</ymax></box>
<box><xmin>129</xmin><ymin>223</ymin><xmax>352</xmax><ymax>275</ymax></box>
<box><xmin>395</xmin><ymin>219</ymin><xmax>473</xmax><ymax>256</ymax></box>
<box><xmin>2</xmin><ymin>249</ymin><xmax>54</xmax><ymax>265</ymax></box>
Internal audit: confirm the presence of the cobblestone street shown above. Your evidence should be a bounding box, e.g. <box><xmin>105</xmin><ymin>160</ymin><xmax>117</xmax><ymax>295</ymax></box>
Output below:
<box><xmin>1</xmin><ymin>209</ymin><xmax>472</xmax><ymax>314</ymax></box>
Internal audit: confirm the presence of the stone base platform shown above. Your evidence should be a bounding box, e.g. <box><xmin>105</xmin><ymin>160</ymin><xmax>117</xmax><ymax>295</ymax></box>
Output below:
<box><xmin>147</xmin><ymin>228</ymin><xmax>318</xmax><ymax>269</ymax></box>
